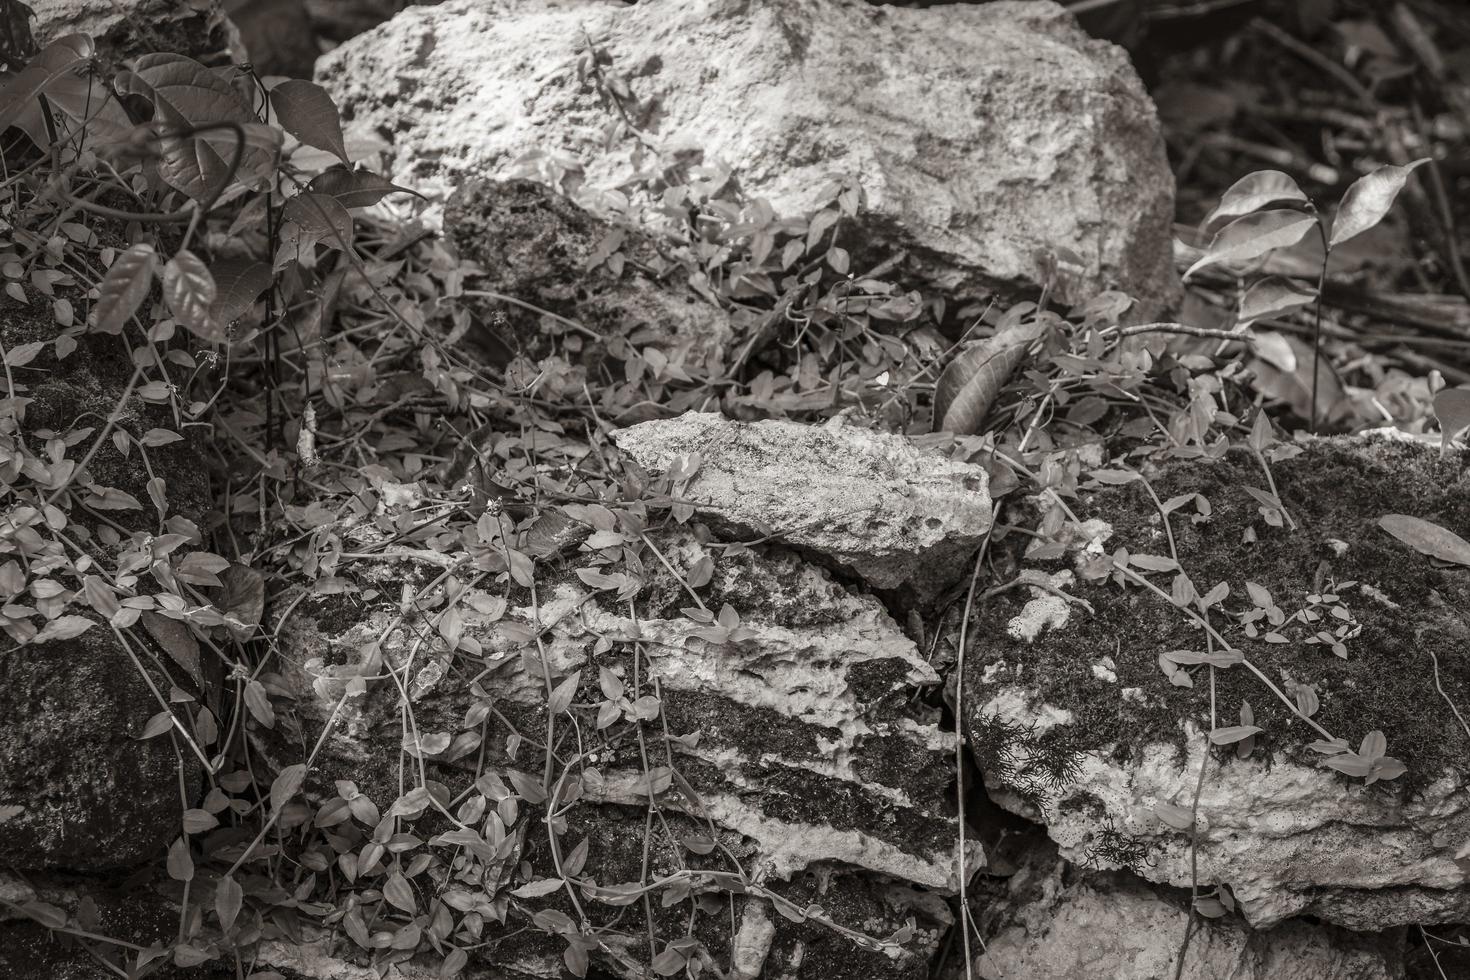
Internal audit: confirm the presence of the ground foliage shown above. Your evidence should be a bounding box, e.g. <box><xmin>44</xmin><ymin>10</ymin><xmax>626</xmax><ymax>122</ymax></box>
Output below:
<box><xmin>0</xmin><ymin>3</ymin><xmax>1467</xmax><ymax>979</ymax></box>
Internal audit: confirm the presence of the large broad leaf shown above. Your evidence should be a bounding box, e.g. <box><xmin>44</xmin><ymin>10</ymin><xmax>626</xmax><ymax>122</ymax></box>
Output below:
<box><xmin>283</xmin><ymin>191</ymin><xmax>354</xmax><ymax>251</ymax></box>
<box><xmin>1185</xmin><ymin>209</ymin><xmax>1318</xmax><ymax>280</ymax></box>
<box><xmin>1205</xmin><ymin>170</ymin><xmax>1309</xmax><ymax>227</ymax></box>
<box><xmin>0</xmin><ymin>34</ymin><xmax>93</xmax><ymax>133</ymax></box>
<box><xmin>17</xmin><ymin>72</ymin><xmax>133</xmax><ymax>153</ymax></box>
<box><xmin>1378</xmin><ymin>513</ymin><xmax>1470</xmax><ymax>567</ymax></box>
<box><xmin>306</xmin><ymin>165</ymin><xmax>424</xmax><ymax>209</ymax></box>
<box><xmin>115</xmin><ymin>57</ymin><xmax>279</xmax><ymax>199</ymax></box>
<box><xmin>1434</xmin><ymin>386</ymin><xmax>1470</xmax><ymax>452</ymax></box>
<box><xmin>163</xmin><ymin>249</ymin><xmax>221</xmax><ymax>341</ymax></box>
<box><xmin>269</xmin><ymin>79</ymin><xmax>349</xmax><ymax>163</ymax></box>
<box><xmin>932</xmin><ymin>314</ymin><xmax>1046</xmax><ymax>435</ymax></box>
<box><xmin>1328</xmin><ymin>159</ymin><xmax>1429</xmax><ymax>248</ymax></box>
<box><xmin>93</xmin><ymin>243</ymin><xmax>157</xmax><ymax>334</ymax></box>
<box><xmin>208</xmin><ymin>258</ymin><xmax>271</xmax><ymax>328</ymax></box>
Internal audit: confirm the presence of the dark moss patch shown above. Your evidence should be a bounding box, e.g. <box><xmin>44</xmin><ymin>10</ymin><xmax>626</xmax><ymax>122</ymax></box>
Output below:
<box><xmin>966</xmin><ymin>438</ymin><xmax>1470</xmax><ymax>795</ymax></box>
<box><xmin>0</xmin><ymin>626</ymin><xmax>199</xmax><ymax>870</ymax></box>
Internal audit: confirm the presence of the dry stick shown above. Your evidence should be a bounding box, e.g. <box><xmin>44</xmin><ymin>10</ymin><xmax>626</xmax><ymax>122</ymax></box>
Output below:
<box><xmin>1115</xmin><ymin>322</ymin><xmax>1258</xmax><ymax>344</ymax></box>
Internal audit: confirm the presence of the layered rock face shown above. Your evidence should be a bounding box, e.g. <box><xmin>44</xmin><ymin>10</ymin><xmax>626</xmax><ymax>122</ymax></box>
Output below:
<box><xmin>317</xmin><ymin>0</ymin><xmax>1179</xmax><ymax>314</ymax></box>
<box><xmin>963</xmin><ymin>437</ymin><xmax>1470</xmax><ymax>930</ymax></box>
<box><xmin>268</xmin><ymin>523</ymin><xmax>967</xmax><ymax>978</ymax></box>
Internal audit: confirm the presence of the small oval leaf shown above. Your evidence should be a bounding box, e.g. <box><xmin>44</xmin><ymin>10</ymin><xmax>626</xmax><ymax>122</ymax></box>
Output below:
<box><xmin>94</xmin><ymin>243</ymin><xmax>157</xmax><ymax>334</ymax></box>
<box><xmin>1377</xmin><ymin>513</ymin><xmax>1470</xmax><ymax>567</ymax></box>
<box><xmin>163</xmin><ymin>249</ymin><xmax>220</xmax><ymax>341</ymax></box>
<box><xmin>1205</xmin><ymin>170</ymin><xmax>1309</xmax><ymax>226</ymax></box>
<box><xmin>1186</xmin><ymin>209</ymin><xmax>1318</xmax><ymax>280</ymax></box>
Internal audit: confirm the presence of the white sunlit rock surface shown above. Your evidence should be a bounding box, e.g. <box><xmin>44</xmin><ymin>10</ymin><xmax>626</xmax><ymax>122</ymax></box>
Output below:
<box><xmin>613</xmin><ymin>411</ymin><xmax>992</xmax><ymax>598</ymax></box>
<box><xmin>318</xmin><ymin>0</ymin><xmax>1179</xmax><ymax>313</ymax></box>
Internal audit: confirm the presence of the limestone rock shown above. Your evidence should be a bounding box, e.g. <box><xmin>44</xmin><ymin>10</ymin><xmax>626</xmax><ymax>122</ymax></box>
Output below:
<box><xmin>273</xmin><ymin>533</ymin><xmax>965</xmax><ymax>978</ymax></box>
<box><xmin>317</xmin><ymin>0</ymin><xmax>1179</xmax><ymax>314</ymax></box>
<box><xmin>225</xmin><ymin>0</ymin><xmax>319</xmax><ymax>77</ymax></box>
<box><xmin>445</xmin><ymin>178</ymin><xmax>734</xmax><ymax>374</ymax></box>
<box><xmin>612</xmin><ymin>412</ymin><xmax>992</xmax><ymax>598</ymax></box>
<box><xmin>970</xmin><ymin>843</ymin><xmax>1404</xmax><ymax>980</ymax></box>
<box><xmin>963</xmin><ymin>436</ymin><xmax>1470</xmax><ymax>930</ymax></box>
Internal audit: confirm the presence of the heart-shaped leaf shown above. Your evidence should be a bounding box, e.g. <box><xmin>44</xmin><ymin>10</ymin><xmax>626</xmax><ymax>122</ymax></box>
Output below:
<box><xmin>307</xmin><ymin>165</ymin><xmax>424</xmax><ymax>208</ymax></box>
<box><xmin>269</xmin><ymin>79</ymin><xmax>349</xmax><ymax>163</ymax></box>
<box><xmin>1205</xmin><ymin>170</ymin><xmax>1309</xmax><ymax>226</ymax></box>
<box><xmin>207</xmin><ymin>258</ymin><xmax>271</xmax><ymax>328</ymax></box>
<box><xmin>0</xmin><ymin>34</ymin><xmax>94</xmax><ymax>133</ymax></box>
<box><xmin>283</xmin><ymin>191</ymin><xmax>354</xmax><ymax>252</ymax></box>
<box><xmin>1328</xmin><ymin>159</ymin><xmax>1429</xmax><ymax>248</ymax></box>
<box><xmin>1186</xmin><ymin>209</ymin><xmax>1318</xmax><ymax>280</ymax></box>
<box><xmin>1378</xmin><ymin>513</ymin><xmax>1470</xmax><ymax>567</ymax></box>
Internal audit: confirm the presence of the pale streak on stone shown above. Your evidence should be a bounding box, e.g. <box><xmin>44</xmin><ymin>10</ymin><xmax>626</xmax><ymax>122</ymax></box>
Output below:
<box><xmin>730</xmin><ymin>897</ymin><xmax>777</xmax><ymax>980</ymax></box>
<box><xmin>582</xmin><ymin>767</ymin><xmax>974</xmax><ymax>890</ymax></box>
<box><xmin>1006</xmin><ymin>569</ymin><xmax>1074</xmax><ymax>643</ymax></box>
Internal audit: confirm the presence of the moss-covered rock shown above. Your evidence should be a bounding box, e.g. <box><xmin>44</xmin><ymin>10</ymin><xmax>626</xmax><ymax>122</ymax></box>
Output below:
<box><xmin>963</xmin><ymin>435</ymin><xmax>1470</xmax><ymax>929</ymax></box>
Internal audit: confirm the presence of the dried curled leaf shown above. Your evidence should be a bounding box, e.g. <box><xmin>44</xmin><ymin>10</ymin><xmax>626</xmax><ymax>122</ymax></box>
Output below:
<box><xmin>1378</xmin><ymin>513</ymin><xmax>1470</xmax><ymax>567</ymax></box>
<box><xmin>932</xmin><ymin>315</ymin><xmax>1045</xmax><ymax>435</ymax></box>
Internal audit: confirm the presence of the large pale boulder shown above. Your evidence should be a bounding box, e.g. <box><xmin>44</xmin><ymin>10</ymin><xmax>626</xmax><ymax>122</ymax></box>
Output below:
<box><xmin>613</xmin><ymin>411</ymin><xmax>992</xmax><ymax>598</ymax></box>
<box><xmin>963</xmin><ymin>437</ymin><xmax>1470</xmax><ymax>930</ymax></box>
<box><xmin>317</xmin><ymin>0</ymin><xmax>1179</xmax><ymax>313</ymax></box>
